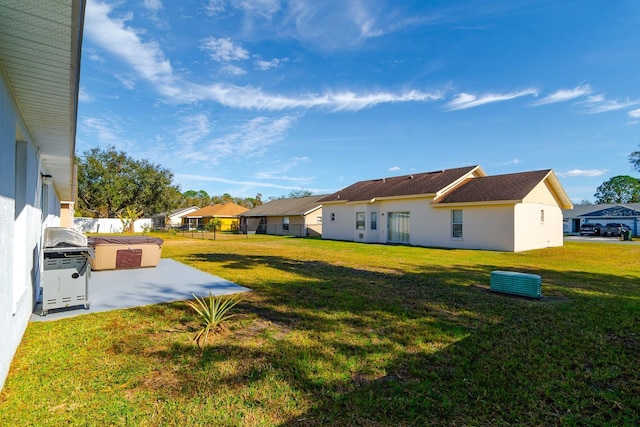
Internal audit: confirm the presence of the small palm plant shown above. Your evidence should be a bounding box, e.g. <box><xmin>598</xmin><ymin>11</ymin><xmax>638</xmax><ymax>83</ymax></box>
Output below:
<box><xmin>186</xmin><ymin>292</ymin><xmax>243</xmax><ymax>349</ymax></box>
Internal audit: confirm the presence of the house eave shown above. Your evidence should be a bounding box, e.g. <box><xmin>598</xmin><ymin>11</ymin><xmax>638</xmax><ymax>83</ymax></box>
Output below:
<box><xmin>432</xmin><ymin>199</ymin><xmax>523</xmax><ymax>208</ymax></box>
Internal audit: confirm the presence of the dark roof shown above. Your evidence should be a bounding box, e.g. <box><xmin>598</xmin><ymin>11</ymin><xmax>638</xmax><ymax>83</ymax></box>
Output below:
<box><xmin>319</xmin><ymin>166</ymin><xmax>479</xmax><ymax>203</ymax></box>
<box><xmin>437</xmin><ymin>170</ymin><xmax>551</xmax><ymax>203</ymax></box>
<box><xmin>240</xmin><ymin>195</ymin><xmax>326</xmax><ymax>217</ymax></box>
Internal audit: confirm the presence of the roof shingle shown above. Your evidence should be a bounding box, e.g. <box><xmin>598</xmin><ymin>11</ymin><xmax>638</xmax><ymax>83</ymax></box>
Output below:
<box><xmin>319</xmin><ymin>166</ymin><xmax>479</xmax><ymax>203</ymax></box>
<box><xmin>436</xmin><ymin>170</ymin><xmax>551</xmax><ymax>203</ymax></box>
<box><xmin>241</xmin><ymin>195</ymin><xmax>326</xmax><ymax>217</ymax></box>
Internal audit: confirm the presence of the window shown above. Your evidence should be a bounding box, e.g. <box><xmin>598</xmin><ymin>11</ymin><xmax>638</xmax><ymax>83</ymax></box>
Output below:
<box><xmin>283</xmin><ymin>216</ymin><xmax>289</xmax><ymax>231</ymax></box>
<box><xmin>370</xmin><ymin>212</ymin><xmax>377</xmax><ymax>230</ymax></box>
<box><xmin>331</xmin><ymin>213</ymin><xmax>335</xmax><ymax>221</ymax></box>
<box><xmin>452</xmin><ymin>209</ymin><xmax>463</xmax><ymax>238</ymax></box>
<box><xmin>356</xmin><ymin>212</ymin><xmax>365</xmax><ymax>230</ymax></box>
<box><xmin>317</xmin><ymin>216</ymin><xmax>322</xmax><ymax>224</ymax></box>
<box><xmin>540</xmin><ymin>209</ymin><xmax>545</xmax><ymax>224</ymax></box>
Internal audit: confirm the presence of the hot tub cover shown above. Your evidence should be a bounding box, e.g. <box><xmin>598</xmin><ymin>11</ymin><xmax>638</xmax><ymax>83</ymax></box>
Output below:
<box><xmin>88</xmin><ymin>236</ymin><xmax>164</xmax><ymax>246</ymax></box>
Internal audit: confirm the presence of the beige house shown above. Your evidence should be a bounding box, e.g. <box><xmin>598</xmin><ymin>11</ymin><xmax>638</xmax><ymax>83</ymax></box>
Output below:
<box><xmin>320</xmin><ymin>166</ymin><xmax>573</xmax><ymax>252</ymax></box>
<box><xmin>0</xmin><ymin>0</ymin><xmax>84</xmax><ymax>390</ymax></box>
<box><xmin>239</xmin><ymin>195</ymin><xmax>325</xmax><ymax>237</ymax></box>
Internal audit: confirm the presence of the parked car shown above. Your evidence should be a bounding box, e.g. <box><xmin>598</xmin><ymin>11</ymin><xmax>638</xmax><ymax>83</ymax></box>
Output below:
<box><xmin>579</xmin><ymin>223</ymin><xmax>601</xmax><ymax>236</ymax></box>
<box><xmin>599</xmin><ymin>223</ymin><xmax>631</xmax><ymax>237</ymax></box>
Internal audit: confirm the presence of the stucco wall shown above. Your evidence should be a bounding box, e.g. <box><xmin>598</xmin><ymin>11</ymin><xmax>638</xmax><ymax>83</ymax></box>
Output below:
<box><xmin>0</xmin><ymin>76</ymin><xmax>55</xmax><ymax>391</ymax></box>
<box><xmin>322</xmin><ymin>204</ymin><xmax>359</xmax><ymax>241</ymax></box>
<box><xmin>323</xmin><ymin>196</ymin><xmax>563</xmax><ymax>252</ymax></box>
<box><xmin>514</xmin><ymin>203</ymin><xmax>564</xmax><ymax>251</ymax></box>
<box><xmin>0</xmin><ymin>72</ymin><xmax>20</xmax><ymax>391</ymax></box>
<box><xmin>429</xmin><ymin>204</ymin><xmax>516</xmax><ymax>251</ymax></box>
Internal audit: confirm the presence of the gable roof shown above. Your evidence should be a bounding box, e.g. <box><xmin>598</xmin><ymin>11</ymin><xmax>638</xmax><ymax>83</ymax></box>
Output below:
<box><xmin>564</xmin><ymin>203</ymin><xmax>640</xmax><ymax>218</ymax></box>
<box><xmin>240</xmin><ymin>195</ymin><xmax>326</xmax><ymax>217</ymax></box>
<box><xmin>186</xmin><ymin>203</ymin><xmax>248</xmax><ymax>218</ymax></box>
<box><xmin>436</xmin><ymin>169</ymin><xmax>573</xmax><ymax>208</ymax></box>
<box><xmin>319</xmin><ymin>166</ymin><xmax>482</xmax><ymax>203</ymax></box>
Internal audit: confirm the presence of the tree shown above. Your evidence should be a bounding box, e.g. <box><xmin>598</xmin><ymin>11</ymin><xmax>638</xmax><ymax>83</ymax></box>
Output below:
<box><xmin>181</xmin><ymin>190</ymin><xmax>211</xmax><ymax>207</ymax></box>
<box><xmin>593</xmin><ymin>175</ymin><xmax>640</xmax><ymax>203</ymax></box>
<box><xmin>630</xmin><ymin>145</ymin><xmax>640</xmax><ymax>172</ymax></box>
<box><xmin>270</xmin><ymin>189</ymin><xmax>314</xmax><ymax>201</ymax></box>
<box><xmin>77</xmin><ymin>146</ymin><xmax>182</xmax><ymax>218</ymax></box>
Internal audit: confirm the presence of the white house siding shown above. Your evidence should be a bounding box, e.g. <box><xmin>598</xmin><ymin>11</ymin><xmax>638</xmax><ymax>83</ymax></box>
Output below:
<box><xmin>323</xmin><ymin>204</ymin><xmax>360</xmax><ymax>242</ymax></box>
<box><xmin>324</xmin><ymin>198</ymin><xmax>562</xmax><ymax>252</ymax></box>
<box><xmin>1</xmin><ymin>76</ymin><xmax>60</xmax><ymax>390</ymax></box>
<box><xmin>430</xmin><ymin>204</ymin><xmax>517</xmax><ymax>251</ymax></box>
<box><xmin>514</xmin><ymin>203</ymin><xmax>563</xmax><ymax>252</ymax></box>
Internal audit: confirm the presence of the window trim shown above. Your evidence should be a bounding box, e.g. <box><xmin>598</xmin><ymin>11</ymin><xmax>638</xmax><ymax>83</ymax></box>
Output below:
<box><xmin>370</xmin><ymin>211</ymin><xmax>377</xmax><ymax>230</ymax></box>
<box><xmin>451</xmin><ymin>209</ymin><xmax>463</xmax><ymax>239</ymax></box>
<box><xmin>356</xmin><ymin>212</ymin><xmax>365</xmax><ymax>230</ymax></box>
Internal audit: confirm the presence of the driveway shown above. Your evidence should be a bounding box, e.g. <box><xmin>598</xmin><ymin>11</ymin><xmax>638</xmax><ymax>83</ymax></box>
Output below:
<box><xmin>32</xmin><ymin>258</ymin><xmax>250</xmax><ymax>322</ymax></box>
<box><xmin>565</xmin><ymin>235</ymin><xmax>639</xmax><ymax>244</ymax></box>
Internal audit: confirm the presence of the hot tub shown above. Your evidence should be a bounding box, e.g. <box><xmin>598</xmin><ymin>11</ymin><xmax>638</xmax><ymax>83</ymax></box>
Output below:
<box><xmin>88</xmin><ymin>236</ymin><xmax>164</xmax><ymax>271</ymax></box>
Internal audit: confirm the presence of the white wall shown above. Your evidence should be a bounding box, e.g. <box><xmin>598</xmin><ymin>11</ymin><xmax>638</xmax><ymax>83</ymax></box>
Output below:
<box><xmin>0</xmin><ymin>75</ymin><xmax>55</xmax><ymax>390</ymax></box>
<box><xmin>429</xmin><ymin>204</ymin><xmax>516</xmax><ymax>251</ymax></box>
<box><xmin>73</xmin><ymin>217</ymin><xmax>154</xmax><ymax>233</ymax></box>
<box><xmin>514</xmin><ymin>203</ymin><xmax>564</xmax><ymax>252</ymax></box>
<box><xmin>323</xmin><ymin>195</ymin><xmax>563</xmax><ymax>252</ymax></box>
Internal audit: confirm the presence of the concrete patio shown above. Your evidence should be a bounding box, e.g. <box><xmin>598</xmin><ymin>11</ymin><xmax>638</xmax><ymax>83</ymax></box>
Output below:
<box><xmin>31</xmin><ymin>258</ymin><xmax>250</xmax><ymax>322</ymax></box>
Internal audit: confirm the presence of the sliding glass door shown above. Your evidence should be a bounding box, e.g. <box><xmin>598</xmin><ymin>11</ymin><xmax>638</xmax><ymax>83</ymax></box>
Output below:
<box><xmin>387</xmin><ymin>212</ymin><xmax>410</xmax><ymax>243</ymax></box>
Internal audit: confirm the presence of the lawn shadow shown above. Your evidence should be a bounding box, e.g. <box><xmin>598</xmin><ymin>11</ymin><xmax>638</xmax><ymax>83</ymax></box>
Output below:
<box><xmin>119</xmin><ymin>251</ymin><xmax>640</xmax><ymax>425</ymax></box>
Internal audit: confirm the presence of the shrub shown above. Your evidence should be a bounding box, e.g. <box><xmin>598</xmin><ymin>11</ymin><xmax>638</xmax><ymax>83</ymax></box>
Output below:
<box><xmin>186</xmin><ymin>292</ymin><xmax>243</xmax><ymax>349</ymax></box>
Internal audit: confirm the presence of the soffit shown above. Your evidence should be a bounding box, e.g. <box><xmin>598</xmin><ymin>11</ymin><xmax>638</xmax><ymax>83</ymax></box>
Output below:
<box><xmin>0</xmin><ymin>0</ymin><xmax>84</xmax><ymax>200</ymax></box>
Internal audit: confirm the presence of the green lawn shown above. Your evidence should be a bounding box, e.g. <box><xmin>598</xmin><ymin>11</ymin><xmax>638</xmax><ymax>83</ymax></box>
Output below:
<box><xmin>1</xmin><ymin>235</ymin><xmax>639</xmax><ymax>426</ymax></box>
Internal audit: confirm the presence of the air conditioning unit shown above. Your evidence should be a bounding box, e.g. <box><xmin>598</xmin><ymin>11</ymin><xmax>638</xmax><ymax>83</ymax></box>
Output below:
<box><xmin>490</xmin><ymin>270</ymin><xmax>542</xmax><ymax>299</ymax></box>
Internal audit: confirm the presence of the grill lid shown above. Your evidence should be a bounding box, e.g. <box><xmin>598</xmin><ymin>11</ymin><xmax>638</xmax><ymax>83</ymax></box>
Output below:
<box><xmin>44</xmin><ymin>227</ymin><xmax>88</xmax><ymax>248</ymax></box>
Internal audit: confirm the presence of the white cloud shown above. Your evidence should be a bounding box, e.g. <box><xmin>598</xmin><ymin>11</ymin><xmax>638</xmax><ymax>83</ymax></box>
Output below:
<box><xmin>255</xmin><ymin>157</ymin><xmax>312</xmax><ymax>181</ymax></box>
<box><xmin>79</xmin><ymin>88</ymin><xmax>92</xmax><ymax>103</ymax></box>
<box><xmin>201</xmin><ymin>37</ymin><xmax>249</xmax><ymax>62</ymax></box>
<box><xmin>204</xmin><ymin>0</ymin><xmax>226</xmax><ymax>16</ymax></box>
<box><xmin>85</xmin><ymin>0</ymin><xmax>175</xmax><ymax>88</ymax></box>
<box><xmin>202</xmin><ymin>115</ymin><xmax>298</xmax><ymax>164</ymax></box>
<box><xmin>530</xmin><ymin>85</ymin><xmax>592</xmax><ymax>106</ymax></box>
<box><xmin>84</xmin><ymin>1</ymin><xmax>444</xmax><ymax>111</ymax></box>
<box><xmin>176</xmin><ymin>114</ymin><xmax>211</xmax><ymax>145</ymax></box>
<box><xmin>498</xmin><ymin>158</ymin><xmax>520</xmax><ymax>166</ymax></box>
<box><xmin>231</xmin><ymin>0</ymin><xmax>281</xmax><ymax>19</ymax></box>
<box><xmin>579</xmin><ymin>94</ymin><xmax>640</xmax><ymax>114</ymax></box>
<box><xmin>388</xmin><ymin>166</ymin><xmax>400</xmax><ymax>171</ymax></box>
<box><xmin>221</xmin><ymin>64</ymin><xmax>247</xmax><ymax>75</ymax></box>
<box><xmin>446</xmin><ymin>89</ymin><xmax>538</xmax><ymax>111</ymax></box>
<box><xmin>190</xmin><ymin>84</ymin><xmax>443</xmax><ymax>111</ymax></box>
<box><xmin>628</xmin><ymin>108</ymin><xmax>640</xmax><ymax>118</ymax></box>
<box><xmin>175</xmin><ymin>173</ymin><xmax>326</xmax><ymax>193</ymax></box>
<box><xmin>556</xmin><ymin>169</ymin><xmax>607</xmax><ymax>178</ymax></box>
<box><xmin>254</xmin><ymin>57</ymin><xmax>288</xmax><ymax>70</ymax></box>
<box><xmin>81</xmin><ymin>115</ymin><xmax>128</xmax><ymax>149</ymax></box>
<box><xmin>143</xmin><ymin>0</ymin><xmax>162</xmax><ymax>11</ymax></box>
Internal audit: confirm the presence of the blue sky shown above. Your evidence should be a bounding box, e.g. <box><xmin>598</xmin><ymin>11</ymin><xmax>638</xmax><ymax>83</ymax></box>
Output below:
<box><xmin>77</xmin><ymin>0</ymin><xmax>640</xmax><ymax>203</ymax></box>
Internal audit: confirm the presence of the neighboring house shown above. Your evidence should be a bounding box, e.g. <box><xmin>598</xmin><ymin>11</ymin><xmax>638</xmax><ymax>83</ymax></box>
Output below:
<box><xmin>183</xmin><ymin>203</ymin><xmax>249</xmax><ymax>231</ymax></box>
<box><xmin>563</xmin><ymin>203</ymin><xmax>640</xmax><ymax>236</ymax></box>
<box><xmin>320</xmin><ymin>166</ymin><xmax>573</xmax><ymax>252</ymax></box>
<box><xmin>239</xmin><ymin>195</ymin><xmax>325</xmax><ymax>237</ymax></box>
<box><xmin>151</xmin><ymin>206</ymin><xmax>199</xmax><ymax>230</ymax></box>
<box><xmin>0</xmin><ymin>0</ymin><xmax>84</xmax><ymax>390</ymax></box>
